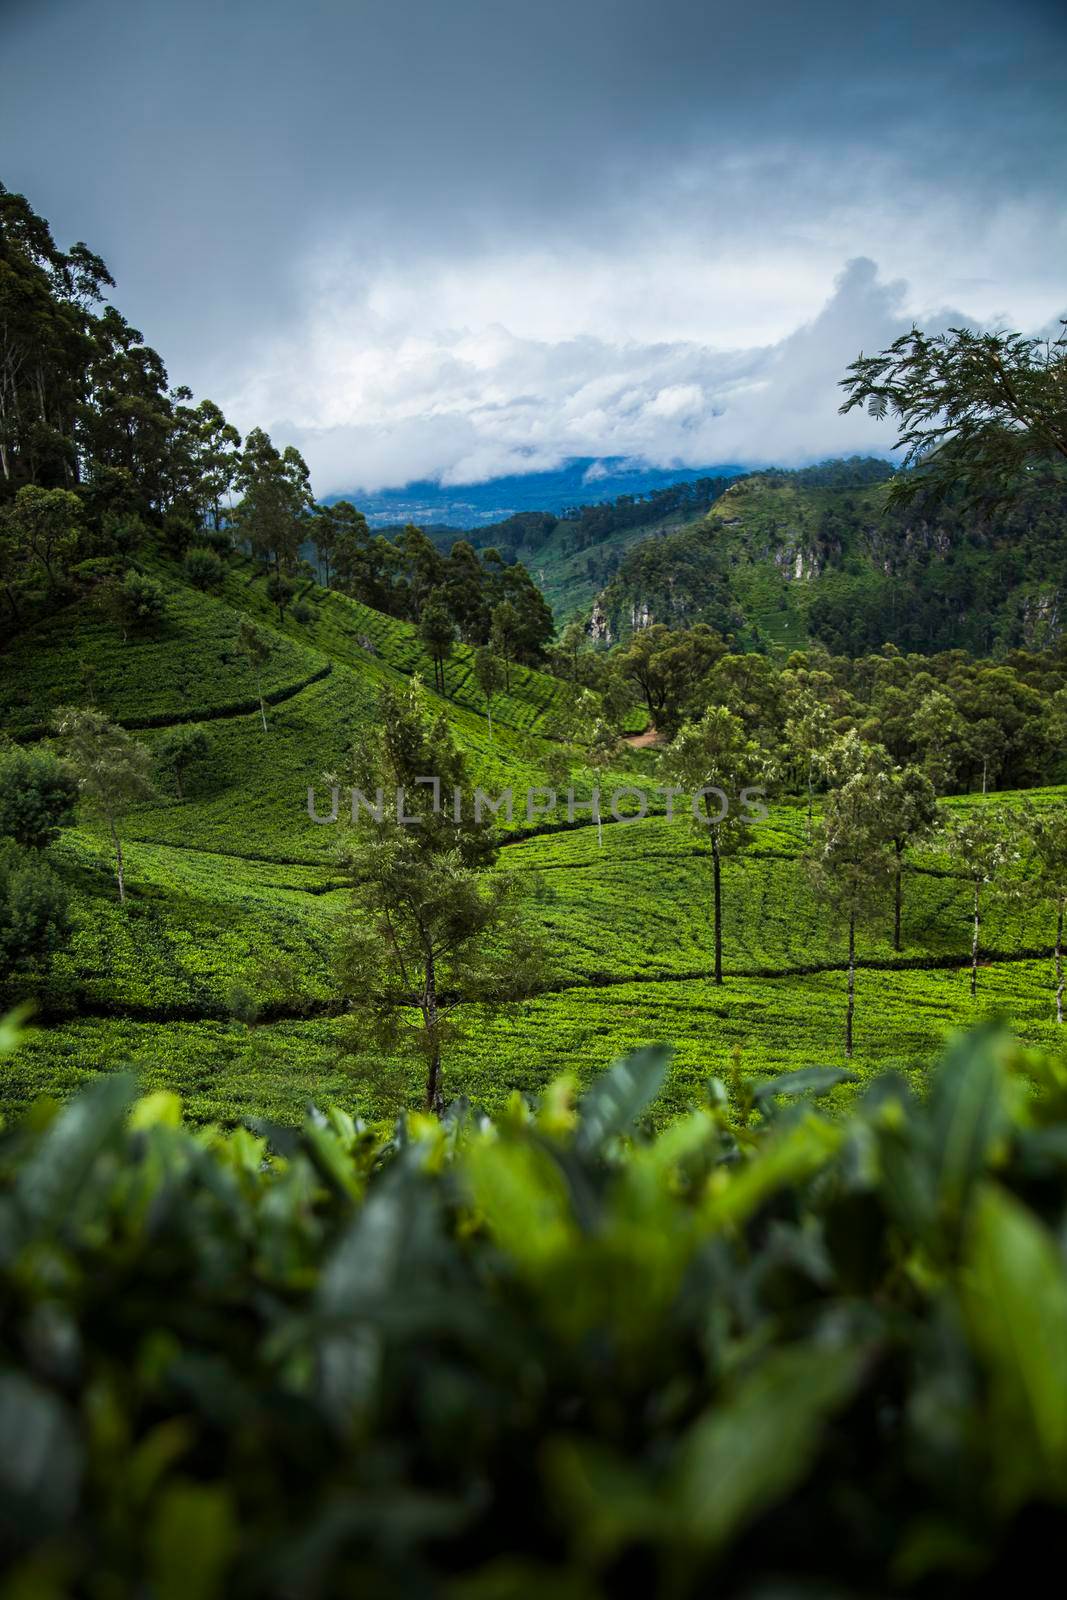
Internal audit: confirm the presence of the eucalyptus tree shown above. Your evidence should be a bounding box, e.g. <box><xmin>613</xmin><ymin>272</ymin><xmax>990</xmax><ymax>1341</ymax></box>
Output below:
<box><xmin>234</xmin><ymin>428</ymin><xmax>313</xmax><ymax>575</ymax></box>
<box><xmin>942</xmin><ymin>806</ymin><xmax>1022</xmax><ymax>999</ymax></box>
<box><xmin>472</xmin><ymin>646</ymin><xmax>504</xmax><ymax>740</ymax></box>
<box><xmin>665</xmin><ymin>707</ymin><xmax>764</xmax><ymax>985</ymax></box>
<box><xmin>583</xmin><ymin>718</ymin><xmax>622</xmax><ymax>849</ymax></box>
<box><xmin>1020</xmin><ymin>802</ymin><xmax>1067</xmax><ymax>1023</ymax></box>
<box><xmin>52</xmin><ymin>708</ymin><xmax>153</xmax><ymax>904</ymax></box>
<box><xmin>783</xmin><ymin>680</ymin><xmax>835</xmax><ymax>839</ymax></box>
<box><xmin>417</xmin><ymin>590</ymin><xmax>456</xmax><ymax>694</ymax></box>
<box><xmin>235</xmin><ymin>617</ymin><xmax>275</xmax><ymax>732</ymax></box>
<box><xmin>489</xmin><ymin>601</ymin><xmax>520</xmax><ymax>692</ymax></box>
<box><xmin>335</xmin><ymin>680</ymin><xmax>545</xmax><ymax>1114</ymax></box>
<box><xmin>807</xmin><ymin>764</ymin><xmax>896</xmax><ymax>1058</ymax></box>
<box><xmin>882</xmin><ymin>764</ymin><xmax>938</xmax><ymax>951</ymax></box>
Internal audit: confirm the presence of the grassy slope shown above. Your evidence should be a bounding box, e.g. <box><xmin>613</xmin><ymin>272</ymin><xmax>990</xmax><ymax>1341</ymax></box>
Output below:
<box><xmin>4</xmin><ymin>552</ymin><xmax>1064</xmax><ymax>1126</ymax></box>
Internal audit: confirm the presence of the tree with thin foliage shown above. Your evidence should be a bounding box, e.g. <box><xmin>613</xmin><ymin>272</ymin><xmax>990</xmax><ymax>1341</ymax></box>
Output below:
<box><xmin>941</xmin><ymin>806</ymin><xmax>1021</xmax><ymax>1000</ymax></box>
<box><xmin>1020</xmin><ymin>802</ymin><xmax>1067</xmax><ymax>1024</ymax></box>
<box><xmin>583</xmin><ymin>718</ymin><xmax>621</xmax><ymax>849</ymax></box>
<box><xmin>235</xmin><ymin>617</ymin><xmax>275</xmax><ymax>732</ymax></box>
<box><xmin>52</xmin><ymin>708</ymin><xmax>153</xmax><ymax>904</ymax></box>
<box><xmin>881</xmin><ymin>764</ymin><xmax>938</xmax><ymax>952</ymax></box>
<box><xmin>489</xmin><ymin>601</ymin><xmax>520</xmax><ymax>692</ymax></box>
<box><xmin>335</xmin><ymin>680</ymin><xmax>546</xmax><ymax>1114</ymax></box>
<box><xmin>840</xmin><ymin>317</ymin><xmax>1067</xmax><ymax>510</ymax></box>
<box><xmin>472</xmin><ymin>646</ymin><xmax>503</xmax><ymax>740</ymax></box>
<box><xmin>807</xmin><ymin>766</ymin><xmax>895</xmax><ymax>1058</ymax></box>
<box><xmin>783</xmin><ymin>684</ymin><xmax>834</xmax><ymax>840</ymax></box>
<box><xmin>665</xmin><ymin>707</ymin><xmax>764</xmax><ymax>985</ymax></box>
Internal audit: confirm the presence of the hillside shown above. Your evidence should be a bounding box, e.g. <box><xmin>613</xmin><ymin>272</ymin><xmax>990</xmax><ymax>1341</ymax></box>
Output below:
<box><xmin>3</xmin><ymin>552</ymin><xmax>1065</xmax><ymax>1128</ymax></box>
<box><xmin>590</xmin><ymin>460</ymin><xmax>1067</xmax><ymax>655</ymax></box>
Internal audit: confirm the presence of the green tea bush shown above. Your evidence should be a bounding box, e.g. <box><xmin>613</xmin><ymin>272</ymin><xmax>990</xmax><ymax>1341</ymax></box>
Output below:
<box><xmin>1</xmin><ymin>1025</ymin><xmax>1067</xmax><ymax>1595</ymax></box>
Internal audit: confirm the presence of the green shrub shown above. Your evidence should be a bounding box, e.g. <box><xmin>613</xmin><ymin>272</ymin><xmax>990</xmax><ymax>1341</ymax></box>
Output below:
<box><xmin>0</xmin><ymin>745</ymin><xmax>78</xmax><ymax>849</ymax></box>
<box><xmin>1</xmin><ymin>1026</ymin><xmax>1067</xmax><ymax>1594</ymax></box>
<box><xmin>183</xmin><ymin>544</ymin><xmax>226</xmax><ymax>591</ymax></box>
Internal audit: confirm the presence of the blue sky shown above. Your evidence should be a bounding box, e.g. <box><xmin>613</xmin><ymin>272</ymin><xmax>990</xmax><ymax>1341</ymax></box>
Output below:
<box><xmin>4</xmin><ymin>0</ymin><xmax>1064</xmax><ymax>493</ymax></box>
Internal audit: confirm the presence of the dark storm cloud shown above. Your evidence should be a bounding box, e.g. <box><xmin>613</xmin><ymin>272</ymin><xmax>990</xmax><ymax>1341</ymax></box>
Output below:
<box><xmin>2</xmin><ymin>0</ymin><xmax>1064</xmax><ymax>489</ymax></box>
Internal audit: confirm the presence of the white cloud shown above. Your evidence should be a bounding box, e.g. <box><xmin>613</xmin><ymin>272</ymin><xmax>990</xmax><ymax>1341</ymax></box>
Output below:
<box><xmin>227</xmin><ymin>256</ymin><xmax>973</xmax><ymax>495</ymax></box>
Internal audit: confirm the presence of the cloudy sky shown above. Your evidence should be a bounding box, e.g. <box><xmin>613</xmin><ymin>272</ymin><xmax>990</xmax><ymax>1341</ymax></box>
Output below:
<box><xmin>4</xmin><ymin>0</ymin><xmax>1065</xmax><ymax>494</ymax></box>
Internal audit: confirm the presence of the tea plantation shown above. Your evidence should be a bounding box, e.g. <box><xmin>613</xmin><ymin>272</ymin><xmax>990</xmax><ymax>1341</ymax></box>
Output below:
<box><xmin>3</xmin><ymin>559</ymin><xmax>1065</xmax><ymax>1128</ymax></box>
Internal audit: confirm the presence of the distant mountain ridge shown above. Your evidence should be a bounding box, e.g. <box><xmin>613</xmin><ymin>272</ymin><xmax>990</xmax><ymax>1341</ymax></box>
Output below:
<box><xmin>325</xmin><ymin>456</ymin><xmax>746</xmax><ymax>527</ymax></box>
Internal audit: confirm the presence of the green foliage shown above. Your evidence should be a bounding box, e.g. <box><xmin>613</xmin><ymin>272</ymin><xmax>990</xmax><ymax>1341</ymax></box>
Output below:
<box><xmin>52</xmin><ymin>707</ymin><xmax>154</xmax><ymax>902</ymax></box>
<box><xmin>154</xmin><ymin>724</ymin><xmax>210</xmax><ymax>800</ymax></box>
<box><xmin>840</xmin><ymin>318</ymin><xmax>1067</xmax><ymax>509</ymax></box>
<box><xmin>0</xmin><ymin>842</ymin><xmax>69</xmax><ymax>974</ymax></box>
<box><xmin>335</xmin><ymin>680</ymin><xmax>547</xmax><ymax>1110</ymax></box>
<box><xmin>183</xmin><ymin>543</ymin><xmax>226</xmax><ymax>591</ymax></box>
<box><xmin>99</xmin><ymin>569</ymin><xmax>167</xmax><ymax>640</ymax></box>
<box><xmin>0</xmin><ymin>744</ymin><xmax>78</xmax><ymax>848</ymax></box>
<box><xmin>0</xmin><ymin>1029</ymin><xmax>1067</xmax><ymax>1592</ymax></box>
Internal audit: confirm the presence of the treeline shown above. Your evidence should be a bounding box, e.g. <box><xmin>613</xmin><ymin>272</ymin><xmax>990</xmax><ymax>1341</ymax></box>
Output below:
<box><xmin>555</xmin><ymin>622</ymin><xmax>1067</xmax><ymax>796</ymax></box>
<box><xmin>309</xmin><ymin>506</ymin><xmax>554</xmax><ymax>663</ymax></box>
<box><xmin>0</xmin><ymin>180</ymin><xmax>554</xmax><ymax>666</ymax></box>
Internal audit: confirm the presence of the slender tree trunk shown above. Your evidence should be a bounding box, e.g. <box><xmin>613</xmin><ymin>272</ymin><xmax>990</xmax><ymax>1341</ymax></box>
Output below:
<box><xmin>971</xmin><ymin>880</ymin><xmax>981</xmax><ymax>998</ymax></box>
<box><xmin>893</xmin><ymin>840</ymin><xmax>903</xmax><ymax>952</ymax></box>
<box><xmin>109</xmin><ymin>814</ymin><xmax>126</xmax><ymax>904</ymax></box>
<box><xmin>175</xmin><ymin>767</ymin><xmax>184</xmax><ymax>801</ymax></box>
<box><xmin>423</xmin><ymin>944</ymin><xmax>444</xmax><ymax>1115</ymax></box>
<box><xmin>1056</xmin><ymin>898</ymin><xmax>1064</xmax><ymax>1025</ymax></box>
<box><xmin>807</xmin><ymin>756</ymin><xmax>814</xmax><ymax>841</ymax></box>
<box><xmin>846</xmin><ymin>909</ymin><xmax>855</xmax><ymax>1058</ymax></box>
<box><xmin>711</xmin><ymin>827</ymin><xmax>723</xmax><ymax>985</ymax></box>
<box><xmin>256</xmin><ymin>672</ymin><xmax>268</xmax><ymax>733</ymax></box>
<box><xmin>486</xmin><ymin>703</ymin><xmax>493</xmax><ymax>741</ymax></box>
<box><xmin>982</xmin><ymin>757</ymin><xmax>988</xmax><ymax>797</ymax></box>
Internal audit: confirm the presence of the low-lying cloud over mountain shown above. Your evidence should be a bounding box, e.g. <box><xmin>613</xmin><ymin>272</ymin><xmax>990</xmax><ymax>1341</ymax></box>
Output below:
<box><xmin>240</xmin><ymin>259</ymin><xmax>959</xmax><ymax>492</ymax></box>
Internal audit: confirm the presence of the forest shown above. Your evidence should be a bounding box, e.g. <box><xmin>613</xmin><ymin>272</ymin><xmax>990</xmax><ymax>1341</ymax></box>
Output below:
<box><xmin>2</xmin><ymin>170</ymin><xmax>1067</xmax><ymax>1596</ymax></box>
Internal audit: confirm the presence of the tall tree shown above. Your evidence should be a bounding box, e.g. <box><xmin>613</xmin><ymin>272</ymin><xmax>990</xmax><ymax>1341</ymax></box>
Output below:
<box><xmin>417</xmin><ymin>589</ymin><xmax>456</xmax><ymax>694</ymax></box>
<box><xmin>807</xmin><ymin>766</ymin><xmax>896</xmax><ymax>1058</ymax></box>
<box><xmin>783</xmin><ymin>682</ymin><xmax>835</xmax><ymax>840</ymax></box>
<box><xmin>335</xmin><ymin>680</ymin><xmax>543</xmax><ymax>1113</ymax></box>
<box><xmin>489</xmin><ymin>601</ymin><xmax>520</xmax><ymax>692</ymax></box>
<box><xmin>472</xmin><ymin>646</ymin><xmax>504</xmax><ymax>740</ymax></box>
<box><xmin>235</xmin><ymin>618</ymin><xmax>275</xmax><ymax>732</ymax></box>
<box><xmin>1020</xmin><ymin>802</ymin><xmax>1067</xmax><ymax>1024</ymax></box>
<box><xmin>665</xmin><ymin>707</ymin><xmax>764</xmax><ymax>984</ymax></box>
<box><xmin>52</xmin><ymin>708</ymin><xmax>153</xmax><ymax>903</ymax></box>
<box><xmin>942</xmin><ymin>806</ymin><xmax>1020</xmax><ymax>999</ymax></box>
<box><xmin>234</xmin><ymin>428</ymin><xmax>312</xmax><ymax>574</ymax></box>
<box><xmin>881</xmin><ymin>764</ymin><xmax>938</xmax><ymax>952</ymax></box>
